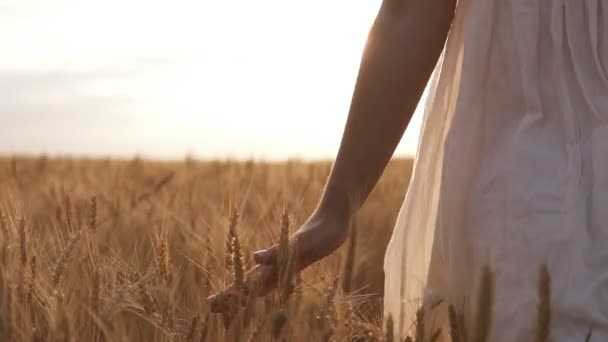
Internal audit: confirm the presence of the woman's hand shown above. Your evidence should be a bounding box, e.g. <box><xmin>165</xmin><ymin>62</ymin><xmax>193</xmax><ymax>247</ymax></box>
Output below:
<box><xmin>253</xmin><ymin>209</ymin><xmax>350</xmax><ymax>287</ymax></box>
<box><xmin>206</xmin><ymin>209</ymin><xmax>349</xmax><ymax>312</ymax></box>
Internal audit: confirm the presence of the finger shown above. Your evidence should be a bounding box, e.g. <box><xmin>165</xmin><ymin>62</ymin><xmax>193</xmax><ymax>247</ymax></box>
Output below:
<box><xmin>206</xmin><ymin>294</ymin><xmax>217</xmax><ymax>309</ymax></box>
<box><xmin>253</xmin><ymin>245</ymin><xmax>278</xmax><ymax>265</ymax></box>
<box><xmin>246</xmin><ymin>264</ymin><xmax>279</xmax><ymax>296</ymax></box>
<box><xmin>206</xmin><ymin>294</ymin><xmax>222</xmax><ymax>313</ymax></box>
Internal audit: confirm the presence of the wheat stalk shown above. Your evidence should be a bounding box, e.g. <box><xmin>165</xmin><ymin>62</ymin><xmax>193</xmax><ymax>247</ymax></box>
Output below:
<box><xmin>88</xmin><ymin>195</ymin><xmax>97</xmax><ymax>232</ymax></box>
<box><xmin>225</xmin><ymin>208</ymin><xmax>239</xmax><ymax>272</ymax></box>
<box><xmin>199</xmin><ymin>315</ymin><xmax>210</xmax><ymax>342</ymax></box>
<box><xmin>27</xmin><ymin>255</ymin><xmax>37</xmax><ymax>307</ymax></box>
<box><xmin>19</xmin><ymin>216</ymin><xmax>27</xmax><ymax>267</ymax></box>
<box><xmin>415</xmin><ymin>305</ymin><xmax>425</xmax><ymax>342</ymax></box>
<box><xmin>474</xmin><ymin>266</ymin><xmax>494</xmax><ymax>342</ymax></box>
<box><xmin>279</xmin><ymin>240</ymin><xmax>297</xmax><ymax>305</ymax></box>
<box><xmin>317</xmin><ymin>277</ymin><xmax>339</xmax><ymax>341</ymax></box>
<box><xmin>231</xmin><ymin>232</ymin><xmax>246</xmax><ymax>294</ymax></box>
<box><xmin>341</xmin><ymin>219</ymin><xmax>357</xmax><ymax>294</ymax></box>
<box><xmin>534</xmin><ymin>264</ymin><xmax>551</xmax><ymax>342</ymax></box>
<box><xmin>448</xmin><ymin>304</ymin><xmax>463</xmax><ymax>342</ymax></box>
<box><xmin>91</xmin><ymin>266</ymin><xmax>101</xmax><ymax>314</ymax></box>
<box><xmin>385</xmin><ymin>314</ymin><xmax>394</xmax><ymax>342</ymax></box>
<box><xmin>278</xmin><ymin>209</ymin><xmax>290</xmax><ymax>271</ymax></box>
<box><xmin>155</xmin><ymin>229</ymin><xmax>170</xmax><ymax>286</ymax></box>
<box><xmin>0</xmin><ymin>286</ymin><xmax>14</xmax><ymax>341</ymax></box>
<box><xmin>64</xmin><ymin>194</ymin><xmax>74</xmax><ymax>233</ymax></box>
<box><xmin>51</xmin><ymin>231</ymin><xmax>82</xmax><ymax>286</ymax></box>
<box><xmin>138</xmin><ymin>282</ymin><xmax>158</xmax><ymax>316</ymax></box>
<box><xmin>0</xmin><ymin>212</ymin><xmax>7</xmax><ymax>239</ymax></box>
<box><xmin>271</xmin><ymin>309</ymin><xmax>288</xmax><ymax>339</ymax></box>
<box><xmin>0</xmin><ymin>213</ymin><xmax>7</xmax><ymax>267</ymax></box>
<box><xmin>185</xmin><ymin>314</ymin><xmax>200</xmax><ymax>342</ymax></box>
<box><xmin>136</xmin><ymin>172</ymin><xmax>174</xmax><ymax>203</ymax></box>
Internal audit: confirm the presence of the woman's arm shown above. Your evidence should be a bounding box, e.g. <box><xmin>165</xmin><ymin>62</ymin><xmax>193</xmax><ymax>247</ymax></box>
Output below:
<box><xmin>254</xmin><ymin>0</ymin><xmax>456</xmax><ymax>269</ymax></box>
<box><xmin>205</xmin><ymin>2</ymin><xmax>458</xmax><ymax>306</ymax></box>
<box><xmin>318</xmin><ymin>0</ymin><xmax>456</xmax><ymax>220</ymax></box>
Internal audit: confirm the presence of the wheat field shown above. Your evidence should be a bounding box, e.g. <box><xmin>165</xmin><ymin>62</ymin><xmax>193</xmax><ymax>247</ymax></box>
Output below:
<box><xmin>0</xmin><ymin>156</ymin><xmax>415</xmax><ymax>341</ymax></box>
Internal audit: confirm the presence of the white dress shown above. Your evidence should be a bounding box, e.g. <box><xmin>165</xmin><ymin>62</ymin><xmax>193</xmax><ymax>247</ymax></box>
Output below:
<box><xmin>383</xmin><ymin>0</ymin><xmax>608</xmax><ymax>341</ymax></box>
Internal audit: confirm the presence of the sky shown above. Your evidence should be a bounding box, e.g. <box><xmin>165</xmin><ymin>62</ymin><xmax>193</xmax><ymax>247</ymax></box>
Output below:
<box><xmin>0</xmin><ymin>0</ymin><xmax>424</xmax><ymax>160</ymax></box>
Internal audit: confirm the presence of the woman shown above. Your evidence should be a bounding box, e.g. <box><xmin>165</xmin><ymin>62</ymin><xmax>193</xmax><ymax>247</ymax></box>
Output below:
<box><xmin>210</xmin><ymin>0</ymin><xmax>608</xmax><ymax>340</ymax></box>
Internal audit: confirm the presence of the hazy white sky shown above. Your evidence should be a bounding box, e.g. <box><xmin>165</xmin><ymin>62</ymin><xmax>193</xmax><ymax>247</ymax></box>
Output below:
<box><xmin>0</xmin><ymin>0</ymin><xmax>423</xmax><ymax>160</ymax></box>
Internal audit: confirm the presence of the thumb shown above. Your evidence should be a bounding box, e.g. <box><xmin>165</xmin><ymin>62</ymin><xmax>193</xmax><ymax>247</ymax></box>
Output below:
<box><xmin>253</xmin><ymin>245</ymin><xmax>278</xmax><ymax>265</ymax></box>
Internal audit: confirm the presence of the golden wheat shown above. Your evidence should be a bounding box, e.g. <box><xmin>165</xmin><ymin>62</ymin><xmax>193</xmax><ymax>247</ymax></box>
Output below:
<box><xmin>0</xmin><ymin>157</ymin><xmax>570</xmax><ymax>341</ymax></box>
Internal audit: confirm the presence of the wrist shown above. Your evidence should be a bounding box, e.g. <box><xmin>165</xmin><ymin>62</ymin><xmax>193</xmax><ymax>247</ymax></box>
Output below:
<box><xmin>295</xmin><ymin>206</ymin><xmax>351</xmax><ymax>268</ymax></box>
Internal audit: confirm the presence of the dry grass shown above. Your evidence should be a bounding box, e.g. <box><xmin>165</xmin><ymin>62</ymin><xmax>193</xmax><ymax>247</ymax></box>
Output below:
<box><xmin>0</xmin><ymin>156</ymin><xmax>412</xmax><ymax>341</ymax></box>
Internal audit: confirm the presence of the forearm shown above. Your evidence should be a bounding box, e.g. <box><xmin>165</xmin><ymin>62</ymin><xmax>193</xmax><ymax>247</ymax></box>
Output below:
<box><xmin>317</xmin><ymin>0</ymin><xmax>456</xmax><ymax>219</ymax></box>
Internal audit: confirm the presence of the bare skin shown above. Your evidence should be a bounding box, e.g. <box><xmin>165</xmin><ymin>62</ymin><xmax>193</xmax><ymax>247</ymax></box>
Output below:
<box><xmin>207</xmin><ymin>0</ymin><xmax>456</xmax><ymax>307</ymax></box>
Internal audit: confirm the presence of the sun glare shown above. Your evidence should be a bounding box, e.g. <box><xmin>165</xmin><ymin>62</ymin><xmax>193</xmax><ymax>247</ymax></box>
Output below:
<box><xmin>1</xmin><ymin>0</ymin><xmax>423</xmax><ymax>159</ymax></box>
<box><xmin>159</xmin><ymin>0</ymin><xmax>399</xmax><ymax>159</ymax></box>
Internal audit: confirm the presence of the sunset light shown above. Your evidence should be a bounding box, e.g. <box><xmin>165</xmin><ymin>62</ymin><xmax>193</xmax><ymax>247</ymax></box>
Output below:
<box><xmin>1</xmin><ymin>0</ymin><xmax>423</xmax><ymax>159</ymax></box>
